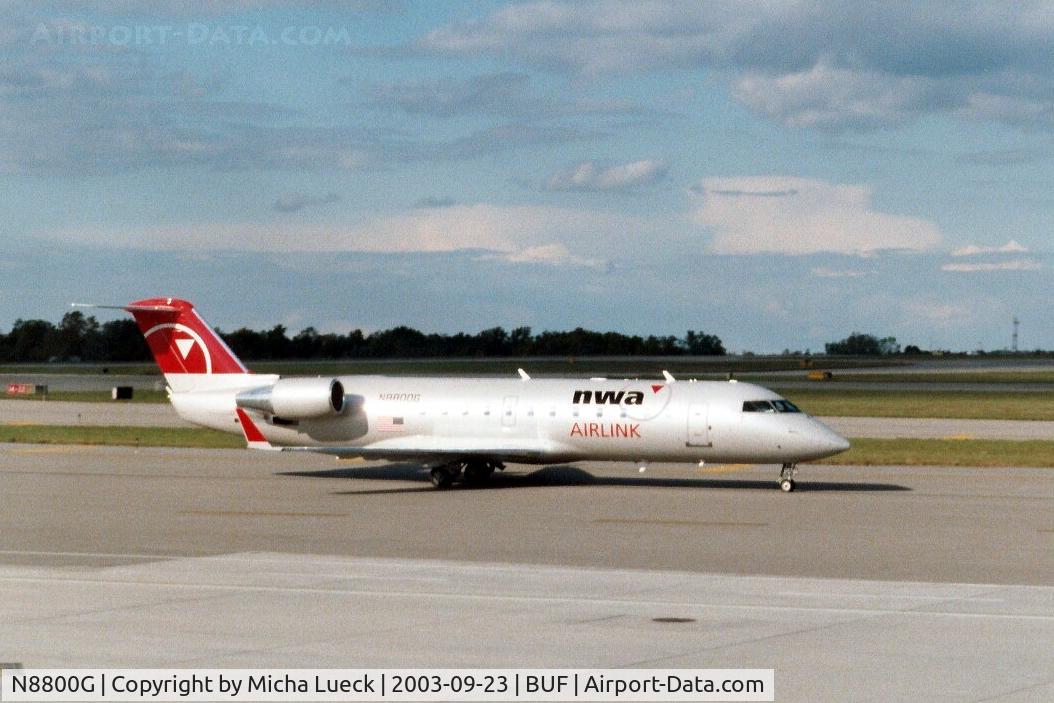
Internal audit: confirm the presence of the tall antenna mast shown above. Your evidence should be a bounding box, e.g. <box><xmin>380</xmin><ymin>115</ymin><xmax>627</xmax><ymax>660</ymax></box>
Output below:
<box><xmin>1012</xmin><ymin>315</ymin><xmax>1019</xmax><ymax>353</ymax></box>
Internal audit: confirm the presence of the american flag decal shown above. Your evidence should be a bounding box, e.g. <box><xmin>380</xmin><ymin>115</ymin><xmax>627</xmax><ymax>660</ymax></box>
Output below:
<box><xmin>376</xmin><ymin>416</ymin><xmax>405</xmax><ymax>433</ymax></box>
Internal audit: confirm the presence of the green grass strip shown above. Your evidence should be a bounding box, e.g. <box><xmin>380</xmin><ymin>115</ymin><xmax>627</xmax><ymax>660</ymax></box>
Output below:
<box><xmin>781</xmin><ymin>389</ymin><xmax>1054</xmax><ymax>420</ymax></box>
<box><xmin>3</xmin><ymin>425</ymin><xmax>1054</xmax><ymax>468</ymax></box>
<box><xmin>0</xmin><ymin>424</ymin><xmax>243</xmax><ymax>449</ymax></box>
<box><xmin>815</xmin><ymin>438</ymin><xmax>1054</xmax><ymax>467</ymax></box>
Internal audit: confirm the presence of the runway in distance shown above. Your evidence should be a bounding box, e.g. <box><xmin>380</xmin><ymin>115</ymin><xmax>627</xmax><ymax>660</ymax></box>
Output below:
<box><xmin>76</xmin><ymin>298</ymin><xmax>850</xmax><ymax>491</ymax></box>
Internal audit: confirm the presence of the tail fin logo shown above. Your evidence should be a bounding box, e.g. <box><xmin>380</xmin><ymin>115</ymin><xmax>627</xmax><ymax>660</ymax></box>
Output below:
<box><xmin>175</xmin><ymin>338</ymin><xmax>196</xmax><ymax>359</ymax></box>
<box><xmin>144</xmin><ymin>323</ymin><xmax>212</xmax><ymax>374</ymax></box>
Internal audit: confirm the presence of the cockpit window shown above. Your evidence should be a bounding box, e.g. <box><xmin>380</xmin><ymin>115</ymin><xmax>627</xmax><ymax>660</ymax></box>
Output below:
<box><xmin>772</xmin><ymin>400</ymin><xmax>802</xmax><ymax>413</ymax></box>
<box><xmin>743</xmin><ymin>399</ymin><xmax>802</xmax><ymax>413</ymax></box>
<box><xmin>743</xmin><ymin>400</ymin><xmax>776</xmax><ymax>412</ymax></box>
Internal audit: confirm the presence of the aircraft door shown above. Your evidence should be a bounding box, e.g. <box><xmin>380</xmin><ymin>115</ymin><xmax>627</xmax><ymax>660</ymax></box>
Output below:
<box><xmin>686</xmin><ymin>403</ymin><xmax>711</xmax><ymax>446</ymax></box>
<box><xmin>502</xmin><ymin>395</ymin><xmax>518</xmax><ymax>427</ymax></box>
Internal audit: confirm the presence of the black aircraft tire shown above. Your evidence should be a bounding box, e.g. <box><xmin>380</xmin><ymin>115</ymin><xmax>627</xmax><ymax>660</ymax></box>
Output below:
<box><xmin>431</xmin><ymin>467</ymin><xmax>455</xmax><ymax>489</ymax></box>
<box><xmin>463</xmin><ymin>462</ymin><xmax>495</xmax><ymax>485</ymax></box>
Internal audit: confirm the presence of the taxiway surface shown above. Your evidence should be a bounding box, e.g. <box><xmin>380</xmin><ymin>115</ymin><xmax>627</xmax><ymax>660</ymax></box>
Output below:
<box><xmin>1</xmin><ymin>445</ymin><xmax>1052</xmax><ymax>701</ymax></box>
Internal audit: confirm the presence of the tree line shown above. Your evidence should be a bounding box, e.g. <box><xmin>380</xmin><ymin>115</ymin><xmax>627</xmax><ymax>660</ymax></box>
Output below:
<box><xmin>824</xmin><ymin>333</ymin><xmax>902</xmax><ymax>355</ymax></box>
<box><xmin>0</xmin><ymin>311</ymin><xmax>728</xmax><ymax>362</ymax></box>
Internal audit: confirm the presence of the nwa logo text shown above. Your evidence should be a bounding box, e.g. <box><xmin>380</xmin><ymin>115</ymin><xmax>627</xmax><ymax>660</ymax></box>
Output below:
<box><xmin>572</xmin><ymin>390</ymin><xmax>644</xmax><ymax>405</ymax></box>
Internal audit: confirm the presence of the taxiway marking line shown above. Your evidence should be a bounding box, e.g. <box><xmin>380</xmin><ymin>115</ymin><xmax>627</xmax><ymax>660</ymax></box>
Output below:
<box><xmin>777</xmin><ymin>590</ymin><xmax>1005</xmax><ymax>603</ymax></box>
<box><xmin>1</xmin><ymin>574</ymin><xmax>1051</xmax><ymax>623</ymax></box>
<box><xmin>595</xmin><ymin>518</ymin><xmax>768</xmax><ymax>528</ymax></box>
<box><xmin>181</xmin><ymin>510</ymin><xmax>350</xmax><ymax>519</ymax></box>
<box><xmin>3</xmin><ymin>446</ymin><xmax>82</xmax><ymax>455</ymax></box>
<box><xmin>695</xmin><ymin>464</ymin><xmax>752</xmax><ymax>475</ymax></box>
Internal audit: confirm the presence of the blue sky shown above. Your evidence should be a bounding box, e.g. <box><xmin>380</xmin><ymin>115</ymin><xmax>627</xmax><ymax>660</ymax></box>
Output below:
<box><xmin>3</xmin><ymin>1</ymin><xmax>1054</xmax><ymax>352</ymax></box>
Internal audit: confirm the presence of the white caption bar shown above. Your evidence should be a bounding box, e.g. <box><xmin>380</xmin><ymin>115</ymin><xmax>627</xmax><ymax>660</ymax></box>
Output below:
<box><xmin>0</xmin><ymin>669</ymin><xmax>773</xmax><ymax>702</ymax></box>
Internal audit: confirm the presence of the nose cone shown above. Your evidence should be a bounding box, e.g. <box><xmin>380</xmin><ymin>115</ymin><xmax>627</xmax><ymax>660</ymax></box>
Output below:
<box><xmin>808</xmin><ymin>420</ymin><xmax>851</xmax><ymax>458</ymax></box>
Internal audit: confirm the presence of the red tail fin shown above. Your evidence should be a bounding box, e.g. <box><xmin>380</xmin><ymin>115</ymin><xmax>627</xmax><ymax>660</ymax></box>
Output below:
<box><xmin>125</xmin><ymin>298</ymin><xmax>248</xmax><ymax>376</ymax></box>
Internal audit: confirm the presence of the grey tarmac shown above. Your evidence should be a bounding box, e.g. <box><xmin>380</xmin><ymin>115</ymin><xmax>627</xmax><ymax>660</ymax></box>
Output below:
<box><xmin>1</xmin><ymin>445</ymin><xmax>1053</xmax><ymax>702</ymax></box>
<box><xmin>0</xmin><ymin>399</ymin><xmax>193</xmax><ymax>427</ymax></box>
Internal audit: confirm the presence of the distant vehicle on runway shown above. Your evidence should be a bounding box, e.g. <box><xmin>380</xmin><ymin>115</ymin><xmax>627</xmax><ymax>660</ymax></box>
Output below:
<box><xmin>75</xmin><ymin>298</ymin><xmax>850</xmax><ymax>491</ymax></box>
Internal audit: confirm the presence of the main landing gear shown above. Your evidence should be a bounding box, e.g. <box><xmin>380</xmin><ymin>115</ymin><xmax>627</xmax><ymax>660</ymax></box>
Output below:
<box><xmin>430</xmin><ymin>465</ymin><xmax>457</xmax><ymax>488</ymax></box>
<box><xmin>778</xmin><ymin>463</ymin><xmax>797</xmax><ymax>492</ymax></box>
<box><xmin>429</xmin><ymin>460</ymin><xmax>503</xmax><ymax>489</ymax></box>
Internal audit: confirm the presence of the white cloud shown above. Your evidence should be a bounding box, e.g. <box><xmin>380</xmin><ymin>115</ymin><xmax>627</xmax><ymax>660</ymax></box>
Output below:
<box><xmin>544</xmin><ymin>159</ymin><xmax>668</xmax><ymax>192</ymax></box>
<box><xmin>689</xmin><ymin>176</ymin><xmax>941</xmax><ymax>255</ymax></box>
<box><xmin>941</xmin><ymin>259</ymin><xmax>1042</xmax><ymax>272</ymax></box>
<box><xmin>418</xmin><ymin>1</ymin><xmax>1054</xmax><ymax>131</ymax></box>
<box><xmin>474</xmin><ymin>244</ymin><xmax>607</xmax><ymax>270</ymax></box>
<box><xmin>951</xmin><ymin>240</ymin><xmax>1029</xmax><ymax>256</ymax></box>
<box><xmin>731</xmin><ymin>64</ymin><xmax>944</xmax><ymax>131</ymax></box>
<box><xmin>42</xmin><ymin>204</ymin><xmax>636</xmax><ymax>265</ymax></box>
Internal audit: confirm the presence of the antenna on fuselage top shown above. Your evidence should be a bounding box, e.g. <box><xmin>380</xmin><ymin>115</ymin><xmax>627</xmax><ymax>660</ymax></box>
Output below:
<box><xmin>662</xmin><ymin>370</ymin><xmax>676</xmax><ymax>383</ymax></box>
<box><xmin>517</xmin><ymin>368</ymin><xmax>531</xmax><ymax>381</ymax></box>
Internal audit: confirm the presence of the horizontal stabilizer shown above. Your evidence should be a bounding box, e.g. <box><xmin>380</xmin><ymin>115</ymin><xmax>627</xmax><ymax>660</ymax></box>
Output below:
<box><xmin>71</xmin><ymin>303</ymin><xmax>180</xmax><ymax>313</ymax></box>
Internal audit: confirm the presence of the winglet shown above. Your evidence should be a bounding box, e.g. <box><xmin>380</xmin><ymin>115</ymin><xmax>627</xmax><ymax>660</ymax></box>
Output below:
<box><xmin>662</xmin><ymin>370</ymin><xmax>676</xmax><ymax>383</ymax></box>
<box><xmin>235</xmin><ymin>408</ymin><xmax>276</xmax><ymax>451</ymax></box>
<box><xmin>517</xmin><ymin>368</ymin><xmax>531</xmax><ymax>381</ymax></box>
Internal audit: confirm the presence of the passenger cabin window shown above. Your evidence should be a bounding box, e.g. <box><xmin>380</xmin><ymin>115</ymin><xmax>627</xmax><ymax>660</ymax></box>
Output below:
<box><xmin>743</xmin><ymin>399</ymin><xmax>802</xmax><ymax>413</ymax></box>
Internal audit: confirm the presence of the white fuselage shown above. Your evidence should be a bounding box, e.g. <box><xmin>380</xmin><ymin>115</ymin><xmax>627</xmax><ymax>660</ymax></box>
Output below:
<box><xmin>172</xmin><ymin>374</ymin><xmax>849</xmax><ymax>465</ymax></box>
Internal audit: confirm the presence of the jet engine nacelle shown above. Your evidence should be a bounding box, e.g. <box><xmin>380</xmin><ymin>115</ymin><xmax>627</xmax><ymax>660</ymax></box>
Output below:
<box><xmin>235</xmin><ymin>378</ymin><xmax>345</xmax><ymax>419</ymax></box>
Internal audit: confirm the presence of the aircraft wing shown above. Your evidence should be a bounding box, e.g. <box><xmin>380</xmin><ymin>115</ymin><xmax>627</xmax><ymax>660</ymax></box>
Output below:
<box><xmin>236</xmin><ymin>404</ymin><xmax>571</xmax><ymax>464</ymax></box>
<box><xmin>279</xmin><ymin>438</ymin><xmax>568</xmax><ymax>464</ymax></box>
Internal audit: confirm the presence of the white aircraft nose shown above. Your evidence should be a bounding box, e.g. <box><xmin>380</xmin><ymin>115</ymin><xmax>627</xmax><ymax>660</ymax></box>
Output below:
<box><xmin>778</xmin><ymin>416</ymin><xmax>851</xmax><ymax>460</ymax></box>
<box><xmin>810</xmin><ymin>421</ymin><xmax>851</xmax><ymax>456</ymax></box>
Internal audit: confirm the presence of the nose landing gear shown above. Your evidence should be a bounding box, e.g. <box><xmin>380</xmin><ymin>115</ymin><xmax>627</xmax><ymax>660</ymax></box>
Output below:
<box><xmin>778</xmin><ymin>463</ymin><xmax>797</xmax><ymax>492</ymax></box>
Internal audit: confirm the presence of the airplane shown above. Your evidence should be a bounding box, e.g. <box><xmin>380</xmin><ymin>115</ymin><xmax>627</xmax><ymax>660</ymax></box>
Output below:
<box><xmin>74</xmin><ymin>297</ymin><xmax>850</xmax><ymax>491</ymax></box>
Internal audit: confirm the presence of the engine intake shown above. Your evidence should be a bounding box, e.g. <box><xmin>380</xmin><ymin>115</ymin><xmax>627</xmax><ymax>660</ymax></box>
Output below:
<box><xmin>236</xmin><ymin>378</ymin><xmax>345</xmax><ymax>419</ymax></box>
